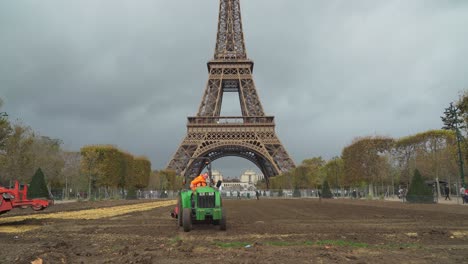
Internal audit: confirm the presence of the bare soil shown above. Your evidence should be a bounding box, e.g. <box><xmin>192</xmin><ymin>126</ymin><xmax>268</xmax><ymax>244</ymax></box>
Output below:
<box><xmin>1</xmin><ymin>198</ymin><xmax>468</xmax><ymax>264</ymax></box>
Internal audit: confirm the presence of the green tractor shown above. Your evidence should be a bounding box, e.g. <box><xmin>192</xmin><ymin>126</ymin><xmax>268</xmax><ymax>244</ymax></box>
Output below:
<box><xmin>172</xmin><ymin>158</ymin><xmax>226</xmax><ymax>232</ymax></box>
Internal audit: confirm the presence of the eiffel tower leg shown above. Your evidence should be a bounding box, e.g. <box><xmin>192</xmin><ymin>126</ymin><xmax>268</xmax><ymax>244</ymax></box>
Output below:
<box><xmin>166</xmin><ymin>137</ymin><xmax>198</xmax><ymax>177</ymax></box>
<box><xmin>264</xmin><ymin>143</ymin><xmax>296</xmax><ymax>174</ymax></box>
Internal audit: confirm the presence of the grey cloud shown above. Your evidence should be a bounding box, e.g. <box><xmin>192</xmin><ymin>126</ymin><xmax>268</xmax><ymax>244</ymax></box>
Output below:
<box><xmin>1</xmin><ymin>0</ymin><xmax>467</xmax><ymax>177</ymax></box>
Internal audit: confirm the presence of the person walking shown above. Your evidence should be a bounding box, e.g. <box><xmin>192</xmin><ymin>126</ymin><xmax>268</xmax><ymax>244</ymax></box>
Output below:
<box><xmin>465</xmin><ymin>188</ymin><xmax>468</xmax><ymax>204</ymax></box>
<box><xmin>444</xmin><ymin>185</ymin><xmax>451</xmax><ymax>201</ymax></box>
<box><xmin>461</xmin><ymin>186</ymin><xmax>466</xmax><ymax>204</ymax></box>
<box><xmin>216</xmin><ymin>180</ymin><xmax>222</xmax><ymax>191</ymax></box>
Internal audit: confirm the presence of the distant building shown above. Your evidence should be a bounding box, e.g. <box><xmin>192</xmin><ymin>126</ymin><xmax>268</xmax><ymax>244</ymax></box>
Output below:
<box><xmin>240</xmin><ymin>169</ymin><xmax>263</xmax><ymax>185</ymax></box>
<box><xmin>221</xmin><ymin>169</ymin><xmax>263</xmax><ymax>191</ymax></box>
<box><xmin>212</xmin><ymin>170</ymin><xmax>223</xmax><ymax>183</ymax></box>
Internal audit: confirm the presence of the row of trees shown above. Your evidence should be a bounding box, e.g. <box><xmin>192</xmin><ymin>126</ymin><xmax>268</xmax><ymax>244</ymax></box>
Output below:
<box><xmin>148</xmin><ymin>169</ymin><xmax>183</xmax><ymax>192</ymax></box>
<box><xmin>263</xmin><ymin>93</ymin><xmax>467</xmax><ymax>198</ymax></box>
<box><xmin>341</xmin><ymin>130</ymin><xmax>458</xmax><ymax>196</ymax></box>
<box><xmin>266</xmin><ymin>130</ymin><xmax>459</xmax><ymax>195</ymax></box>
<box><xmin>80</xmin><ymin>145</ymin><xmax>151</xmax><ymax>199</ymax></box>
<box><xmin>0</xmin><ymin>98</ymin><xmax>66</xmax><ymax>190</ymax></box>
<box><xmin>1</xmin><ymin>97</ymin><xmax>153</xmax><ymax>199</ymax></box>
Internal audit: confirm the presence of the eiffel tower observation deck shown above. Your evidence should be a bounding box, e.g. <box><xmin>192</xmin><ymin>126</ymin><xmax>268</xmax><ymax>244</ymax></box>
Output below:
<box><xmin>167</xmin><ymin>0</ymin><xmax>295</xmax><ymax>185</ymax></box>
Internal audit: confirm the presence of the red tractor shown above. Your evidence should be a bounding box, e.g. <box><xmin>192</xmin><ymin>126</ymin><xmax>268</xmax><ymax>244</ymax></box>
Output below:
<box><xmin>0</xmin><ymin>181</ymin><xmax>52</xmax><ymax>215</ymax></box>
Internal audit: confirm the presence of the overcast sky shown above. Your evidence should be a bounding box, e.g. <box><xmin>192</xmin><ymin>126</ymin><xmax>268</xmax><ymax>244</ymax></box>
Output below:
<box><xmin>1</xmin><ymin>0</ymin><xmax>467</xmax><ymax>177</ymax></box>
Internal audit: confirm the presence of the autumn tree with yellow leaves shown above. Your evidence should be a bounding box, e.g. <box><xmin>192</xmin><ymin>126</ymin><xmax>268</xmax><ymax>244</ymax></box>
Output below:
<box><xmin>342</xmin><ymin>136</ymin><xmax>394</xmax><ymax>191</ymax></box>
<box><xmin>80</xmin><ymin>145</ymin><xmax>151</xmax><ymax>199</ymax></box>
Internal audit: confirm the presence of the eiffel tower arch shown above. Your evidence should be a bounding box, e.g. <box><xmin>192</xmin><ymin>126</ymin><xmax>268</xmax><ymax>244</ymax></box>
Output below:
<box><xmin>167</xmin><ymin>0</ymin><xmax>295</xmax><ymax>184</ymax></box>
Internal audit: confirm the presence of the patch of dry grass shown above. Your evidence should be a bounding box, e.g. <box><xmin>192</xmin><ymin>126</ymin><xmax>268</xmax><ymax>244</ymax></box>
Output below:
<box><xmin>0</xmin><ymin>200</ymin><xmax>176</xmax><ymax>225</ymax></box>
<box><xmin>0</xmin><ymin>225</ymin><xmax>41</xmax><ymax>233</ymax></box>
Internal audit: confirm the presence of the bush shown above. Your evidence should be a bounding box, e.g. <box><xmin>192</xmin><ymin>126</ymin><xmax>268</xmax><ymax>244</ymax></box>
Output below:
<box><xmin>321</xmin><ymin>180</ymin><xmax>333</xmax><ymax>198</ymax></box>
<box><xmin>406</xmin><ymin>169</ymin><xmax>434</xmax><ymax>203</ymax></box>
<box><xmin>28</xmin><ymin>168</ymin><xmax>50</xmax><ymax>199</ymax></box>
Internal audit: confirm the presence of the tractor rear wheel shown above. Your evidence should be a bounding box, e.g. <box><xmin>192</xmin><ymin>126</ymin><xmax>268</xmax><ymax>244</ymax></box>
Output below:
<box><xmin>182</xmin><ymin>208</ymin><xmax>192</xmax><ymax>232</ymax></box>
<box><xmin>219</xmin><ymin>208</ymin><xmax>226</xmax><ymax>231</ymax></box>
<box><xmin>177</xmin><ymin>197</ymin><xmax>183</xmax><ymax>227</ymax></box>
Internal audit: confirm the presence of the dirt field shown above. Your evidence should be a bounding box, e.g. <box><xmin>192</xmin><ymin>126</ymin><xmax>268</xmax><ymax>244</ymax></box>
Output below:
<box><xmin>1</xmin><ymin>198</ymin><xmax>467</xmax><ymax>264</ymax></box>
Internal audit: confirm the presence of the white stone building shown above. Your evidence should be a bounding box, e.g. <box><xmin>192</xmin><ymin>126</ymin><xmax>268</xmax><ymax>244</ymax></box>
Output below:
<box><xmin>240</xmin><ymin>169</ymin><xmax>263</xmax><ymax>185</ymax></box>
<box><xmin>218</xmin><ymin>169</ymin><xmax>263</xmax><ymax>191</ymax></box>
<box><xmin>211</xmin><ymin>170</ymin><xmax>223</xmax><ymax>183</ymax></box>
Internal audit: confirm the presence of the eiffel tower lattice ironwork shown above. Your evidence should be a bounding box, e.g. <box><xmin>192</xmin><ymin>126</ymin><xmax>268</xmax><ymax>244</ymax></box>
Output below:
<box><xmin>167</xmin><ymin>0</ymin><xmax>295</xmax><ymax>184</ymax></box>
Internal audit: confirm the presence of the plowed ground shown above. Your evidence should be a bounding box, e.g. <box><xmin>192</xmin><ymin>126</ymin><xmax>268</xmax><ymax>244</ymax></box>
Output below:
<box><xmin>1</xmin><ymin>198</ymin><xmax>467</xmax><ymax>264</ymax></box>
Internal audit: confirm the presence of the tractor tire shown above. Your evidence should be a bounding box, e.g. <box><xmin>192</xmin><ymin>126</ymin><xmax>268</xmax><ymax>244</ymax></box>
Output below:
<box><xmin>219</xmin><ymin>208</ymin><xmax>227</xmax><ymax>231</ymax></box>
<box><xmin>177</xmin><ymin>197</ymin><xmax>183</xmax><ymax>227</ymax></box>
<box><xmin>182</xmin><ymin>208</ymin><xmax>192</xmax><ymax>232</ymax></box>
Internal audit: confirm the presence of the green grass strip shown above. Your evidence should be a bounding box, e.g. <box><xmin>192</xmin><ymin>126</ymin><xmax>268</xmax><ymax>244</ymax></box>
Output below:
<box><xmin>213</xmin><ymin>239</ymin><xmax>419</xmax><ymax>249</ymax></box>
<box><xmin>316</xmin><ymin>240</ymin><xmax>369</xmax><ymax>248</ymax></box>
<box><xmin>214</xmin><ymin>241</ymin><xmax>251</xmax><ymax>248</ymax></box>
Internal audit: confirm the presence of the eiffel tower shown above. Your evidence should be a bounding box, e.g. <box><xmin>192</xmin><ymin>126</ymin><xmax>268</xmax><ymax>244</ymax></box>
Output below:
<box><xmin>167</xmin><ymin>0</ymin><xmax>295</xmax><ymax>184</ymax></box>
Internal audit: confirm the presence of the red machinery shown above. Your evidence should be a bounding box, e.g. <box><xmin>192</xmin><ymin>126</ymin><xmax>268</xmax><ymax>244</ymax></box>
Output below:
<box><xmin>0</xmin><ymin>181</ymin><xmax>52</xmax><ymax>215</ymax></box>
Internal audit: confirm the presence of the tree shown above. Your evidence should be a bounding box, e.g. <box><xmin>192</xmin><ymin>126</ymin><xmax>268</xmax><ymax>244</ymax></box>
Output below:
<box><xmin>291</xmin><ymin>166</ymin><xmax>310</xmax><ymax>189</ymax></box>
<box><xmin>148</xmin><ymin>170</ymin><xmax>161</xmax><ymax>190</ymax></box>
<box><xmin>301</xmin><ymin>157</ymin><xmax>326</xmax><ymax>188</ymax></box>
<box><xmin>457</xmin><ymin>90</ymin><xmax>468</xmax><ymax>133</ymax></box>
<box><xmin>442</xmin><ymin>102</ymin><xmax>465</xmax><ymax>187</ymax></box>
<box><xmin>98</xmin><ymin>147</ymin><xmax>125</xmax><ymax>189</ymax></box>
<box><xmin>28</xmin><ymin>168</ymin><xmax>50</xmax><ymax>199</ymax></box>
<box><xmin>406</xmin><ymin>169</ymin><xmax>434</xmax><ymax>203</ymax></box>
<box><xmin>80</xmin><ymin>145</ymin><xmax>149</xmax><ymax>199</ymax></box>
<box><xmin>293</xmin><ymin>188</ymin><xmax>301</xmax><ymax>197</ymax></box>
<box><xmin>395</xmin><ymin>130</ymin><xmax>457</xmax><ymax>188</ymax></box>
<box><xmin>342</xmin><ymin>136</ymin><xmax>394</xmax><ymax>188</ymax></box>
<box><xmin>158</xmin><ymin>169</ymin><xmax>182</xmax><ymax>191</ymax></box>
<box><xmin>121</xmin><ymin>152</ymin><xmax>134</xmax><ymax>192</ymax></box>
<box><xmin>133</xmin><ymin>157</ymin><xmax>151</xmax><ymax>189</ymax></box>
<box><xmin>0</xmin><ymin>98</ymin><xmax>12</xmax><ymax>154</ymax></box>
<box><xmin>323</xmin><ymin>157</ymin><xmax>344</xmax><ymax>189</ymax></box>
<box><xmin>394</xmin><ymin>135</ymin><xmax>422</xmax><ymax>184</ymax></box>
<box><xmin>321</xmin><ymin>180</ymin><xmax>333</xmax><ymax>199</ymax></box>
<box><xmin>80</xmin><ymin>146</ymin><xmax>104</xmax><ymax>199</ymax></box>
<box><xmin>0</xmin><ymin>98</ymin><xmax>69</xmax><ymax>192</ymax></box>
<box><xmin>61</xmin><ymin>151</ymin><xmax>83</xmax><ymax>199</ymax></box>
<box><xmin>0</xmin><ymin>124</ymin><xmax>35</xmax><ymax>184</ymax></box>
<box><xmin>269</xmin><ymin>157</ymin><xmax>328</xmax><ymax>190</ymax></box>
<box><xmin>0</xmin><ymin>103</ymin><xmax>67</xmax><ymax>189</ymax></box>
<box><xmin>29</xmin><ymin>136</ymin><xmax>65</xmax><ymax>191</ymax></box>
